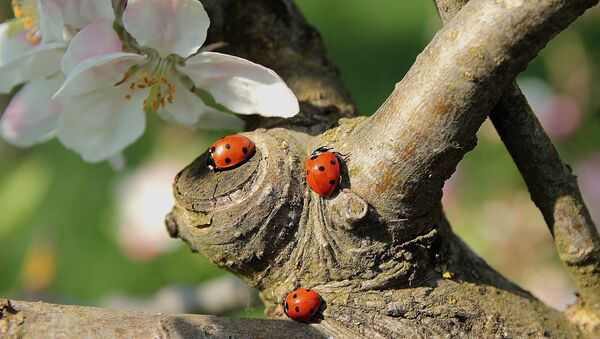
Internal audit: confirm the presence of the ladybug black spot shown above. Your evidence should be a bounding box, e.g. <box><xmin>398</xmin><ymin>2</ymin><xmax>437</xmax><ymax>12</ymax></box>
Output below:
<box><xmin>225</xmin><ymin>143</ymin><xmax>231</xmax><ymax>149</ymax></box>
<box><xmin>310</xmin><ymin>308</ymin><xmax>315</xmax><ymax>313</ymax></box>
<box><xmin>293</xmin><ymin>294</ymin><xmax>297</xmax><ymax>298</ymax></box>
<box><xmin>330</xmin><ymin>160</ymin><xmax>336</xmax><ymax>165</ymax></box>
<box><xmin>310</xmin><ymin>154</ymin><xmax>319</xmax><ymax>160</ymax></box>
<box><xmin>306</xmin><ymin>289</ymin><xmax>311</xmax><ymax>292</ymax></box>
<box><xmin>242</xmin><ymin>147</ymin><xmax>248</xmax><ymax>154</ymax></box>
<box><xmin>318</xmin><ymin>166</ymin><xmax>325</xmax><ymax>171</ymax></box>
<box><xmin>329</xmin><ymin>179</ymin><xmax>336</xmax><ymax>185</ymax></box>
<box><xmin>225</xmin><ymin>158</ymin><xmax>231</xmax><ymax>164</ymax></box>
<box><xmin>295</xmin><ymin>307</ymin><xmax>300</xmax><ymax>312</ymax></box>
<box><xmin>210</xmin><ymin>147</ymin><xmax>215</xmax><ymax>153</ymax></box>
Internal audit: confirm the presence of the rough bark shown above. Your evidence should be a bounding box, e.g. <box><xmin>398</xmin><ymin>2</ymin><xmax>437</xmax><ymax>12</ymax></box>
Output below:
<box><xmin>0</xmin><ymin>299</ymin><xmax>326</xmax><ymax>338</ymax></box>
<box><xmin>435</xmin><ymin>0</ymin><xmax>600</xmax><ymax>334</ymax></box>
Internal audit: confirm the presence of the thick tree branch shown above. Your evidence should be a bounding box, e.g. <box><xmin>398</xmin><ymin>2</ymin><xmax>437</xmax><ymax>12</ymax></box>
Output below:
<box><xmin>435</xmin><ymin>0</ymin><xmax>600</xmax><ymax>332</ymax></box>
<box><xmin>0</xmin><ymin>299</ymin><xmax>326</xmax><ymax>338</ymax></box>
<box><xmin>343</xmin><ymin>0</ymin><xmax>598</xmax><ymax>235</ymax></box>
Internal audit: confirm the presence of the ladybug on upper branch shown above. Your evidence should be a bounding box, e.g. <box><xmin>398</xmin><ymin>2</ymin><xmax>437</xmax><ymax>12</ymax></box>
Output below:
<box><xmin>305</xmin><ymin>146</ymin><xmax>341</xmax><ymax>197</ymax></box>
<box><xmin>207</xmin><ymin>134</ymin><xmax>255</xmax><ymax>171</ymax></box>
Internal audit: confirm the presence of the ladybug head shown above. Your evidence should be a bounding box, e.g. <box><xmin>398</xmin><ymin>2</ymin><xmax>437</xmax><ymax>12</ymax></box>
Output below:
<box><xmin>310</xmin><ymin>146</ymin><xmax>331</xmax><ymax>159</ymax></box>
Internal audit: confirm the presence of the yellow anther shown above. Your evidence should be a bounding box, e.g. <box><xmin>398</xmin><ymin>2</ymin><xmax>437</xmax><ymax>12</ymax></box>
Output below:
<box><xmin>125</xmin><ymin>61</ymin><xmax>178</xmax><ymax>113</ymax></box>
<box><xmin>8</xmin><ymin>0</ymin><xmax>40</xmax><ymax>44</ymax></box>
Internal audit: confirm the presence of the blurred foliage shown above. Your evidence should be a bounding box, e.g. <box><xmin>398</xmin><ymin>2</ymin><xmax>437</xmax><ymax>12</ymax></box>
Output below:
<box><xmin>1</xmin><ymin>0</ymin><xmax>600</xmax><ymax>316</ymax></box>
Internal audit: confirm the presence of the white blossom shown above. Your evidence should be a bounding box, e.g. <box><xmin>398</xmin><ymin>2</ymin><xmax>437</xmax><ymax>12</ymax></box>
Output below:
<box><xmin>54</xmin><ymin>0</ymin><xmax>299</xmax><ymax>162</ymax></box>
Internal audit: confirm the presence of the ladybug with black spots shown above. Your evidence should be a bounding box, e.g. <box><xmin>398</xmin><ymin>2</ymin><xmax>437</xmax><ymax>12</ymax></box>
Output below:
<box><xmin>207</xmin><ymin>134</ymin><xmax>255</xmax><ymax>171</ymax></box>
<box><xmin>305</xmin><ymin>146</ymin><xmax>341</xmax><ymax>197</ymax></box>
<box><xmin>284</xmin><ymin>288</ymin><xmax>321</xmax><ymax>321</ymax></box>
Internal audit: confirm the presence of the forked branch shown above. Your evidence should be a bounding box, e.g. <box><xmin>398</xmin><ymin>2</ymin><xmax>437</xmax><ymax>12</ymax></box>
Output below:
<box><xmin>435</xmin><ymin>0</ymin><xmax>600</xmax><ymax>331</ymax></box>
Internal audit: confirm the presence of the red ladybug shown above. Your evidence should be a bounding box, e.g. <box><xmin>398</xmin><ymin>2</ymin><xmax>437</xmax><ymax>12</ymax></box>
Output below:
<box><xmin>207</xmin><ymin>134</ymin><xmax>255</xmax><ymax>171</ymax></box>
<box><xmin>305</xmin><ymin>147</ymin><xmax>341</xmax><ymax>196</ymax></box>
<box><xmin>284</xmin><ymin>288</ymin><xmax>321</xmax><ymax>321</ymax></box>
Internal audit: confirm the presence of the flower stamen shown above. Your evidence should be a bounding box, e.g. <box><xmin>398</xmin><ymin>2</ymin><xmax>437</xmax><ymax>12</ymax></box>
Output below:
<box><xmin>122</xmin><ymin>59</ymin><xmax>178</xmax><ymax>113</ymax></box>
<box><xmin>8</xmin><ymin>0</ymin><xmax>40</xmax><ymax>45</ymax></box>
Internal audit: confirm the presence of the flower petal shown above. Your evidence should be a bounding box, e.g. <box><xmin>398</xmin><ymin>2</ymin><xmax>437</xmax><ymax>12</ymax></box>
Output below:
<box><xmin>54</xmin><ymin>52</ymin><xmax>146</xmax><ymax>98</ymax></box>
<box><xmin>0</xmin><ymin>41</ymin><xmax>65</xmax><ymax>93</ymax></box>
<box><xmin>0</xmin><ymin>75</ymin><xmax>65</xmax><ymax>147</ymax></box>
<box><xmin>0</xmin><ymin>22</ymin><xmax>35</xmax><ymax>66</ymax></box>
<box><xmin>61</xmin><ymin>19</ymin><xmax>123</xmax><ymax>75</ymax></box>
<box><xmin>179</xmin><ymin>52</ymin><xmax>299</xmax><ymax>118</ymax></box>
<box><xmin>53</xmin><ymin>0</ymin><xmax>115</xmax><ymax>30</ymax></box>
<box><xmin>57</xmin><ymin>86</ymin><xmax>146</xmax><ymax>162</ymax></box>
<box><xmin>157</xmin><ymin>73</ymin><xmax>244</xmax><ymax>129</ymax></box>
<box><xmin>123</xmin><ymin>0</ymin><xmax>209</xmax><ymax>58</ymax></box>
<box><xmin>38</xmin><ymin>0</ymin><xmax>66</xmax><ymax>43</ymax></box>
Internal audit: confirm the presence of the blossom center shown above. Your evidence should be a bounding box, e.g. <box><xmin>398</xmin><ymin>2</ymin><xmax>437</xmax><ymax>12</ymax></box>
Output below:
<box><xmin>122</xmin><ymin>58</ymin><xmax>178</xmax><ymax>113</ymax></box>
<box><xmin>8</xmin><ymin>0</ymin><xmax>40</xmax><ymax>44</ymax></box>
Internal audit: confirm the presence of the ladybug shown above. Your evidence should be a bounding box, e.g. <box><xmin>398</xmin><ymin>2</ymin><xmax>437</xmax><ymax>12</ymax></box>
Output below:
<box><xmin>284</xmin><ymin>288</ymin><xmax>321</xmax><ymax>321</ymax></box>
<box><xmin>207</xmin><ymin>134</ymin><xmax>255</xmax><ymax>171</ymax></box>
<box><xmin>304</xmin><ymin>147</ymin><xmax>341</xmax><ymax>196</ymax></box>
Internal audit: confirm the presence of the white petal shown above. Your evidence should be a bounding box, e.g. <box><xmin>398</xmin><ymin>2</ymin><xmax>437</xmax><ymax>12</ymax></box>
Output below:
<box><xmin>179</xmin><ymin>52</ymin><xmax>299</xmax><ymax>118</ymax></box>
<box><xmin>0</xmin><ymin>22</ymin><xmax>35</xmax><ymax>66</ymax></box>
<box><xmin>38</xmin><ymin>0</ymin><xmax>66</xmax><ymax>43</ymax></box>
<box><xmin>157</xmin><ymin>73</ymin><xmax>244</xmax><ymax>129</ymax></box>
<box><xmin>54</xmin><ymin>52</ymin><xmax>146</xmax><ymax>98</ymax></box>
<box><xmin>0</xmin><ymin>42</ymin><xmax>65</xmax><ymax>93</ymax></box>
<box><xmin>61</xmin><ymin>19</ymin><xmax>123</xmax><ymax>75</ymax></box>
<box><xmin>57</xmin><ymin>86</ymin><xmax>146</xmax><ymax>163</ymax></box>
<box><xmin>123</xmin><ymin>0</ymin><xmax>209</xmax><ymax>58</ymax></box>
<box><xmin>53</xmin><ymin>0</ymin><xmax>115</xmax><ymax>30</ymax></box>
<box><xmin>0</xmin><ymin>75</ymin><xmax>65</xmax><ymax>147</ymax></box>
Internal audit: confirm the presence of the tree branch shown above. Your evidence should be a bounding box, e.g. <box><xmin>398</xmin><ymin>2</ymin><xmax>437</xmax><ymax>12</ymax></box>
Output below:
<box><xmin>0</xmin><ymin>299</ymin><xmax>326</xmax><ymax>338</ymax></box>
<box><xmin>492</xmin><ymin>85</ymin><xmax>600</xmax><ymax>330</ymax></box>
<box><xmin>434</xmin><ymin>0</ymin><xmax>600</xmax><ymax>332</ymax></box>
<box><xmin>343</xmin><ymin>0</ymin><xmax>598</xmax><ymax>233</ymax></box>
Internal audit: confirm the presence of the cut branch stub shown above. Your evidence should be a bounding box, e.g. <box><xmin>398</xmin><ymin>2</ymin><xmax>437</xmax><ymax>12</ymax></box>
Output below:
<box><xmin>167</xmin><ymin>125</ymin><xmax>435</xmax><ymax>293</ymax></box>
<box><xmin>168</xmin><ymin>130</ymin><xmax>307</xmax><ymax>280</ymax></box>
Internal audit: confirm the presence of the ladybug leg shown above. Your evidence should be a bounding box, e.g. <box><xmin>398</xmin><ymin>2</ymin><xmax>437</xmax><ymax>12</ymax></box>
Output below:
<box><xmin>334</xmin><ymin>151</ymin><xmax>349</xmax><ymax>161</ymax></box>
<box><xmin>311</xmin><ymin>146</ymin><xmax>331</xmax><ymax>157</ymax></box>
